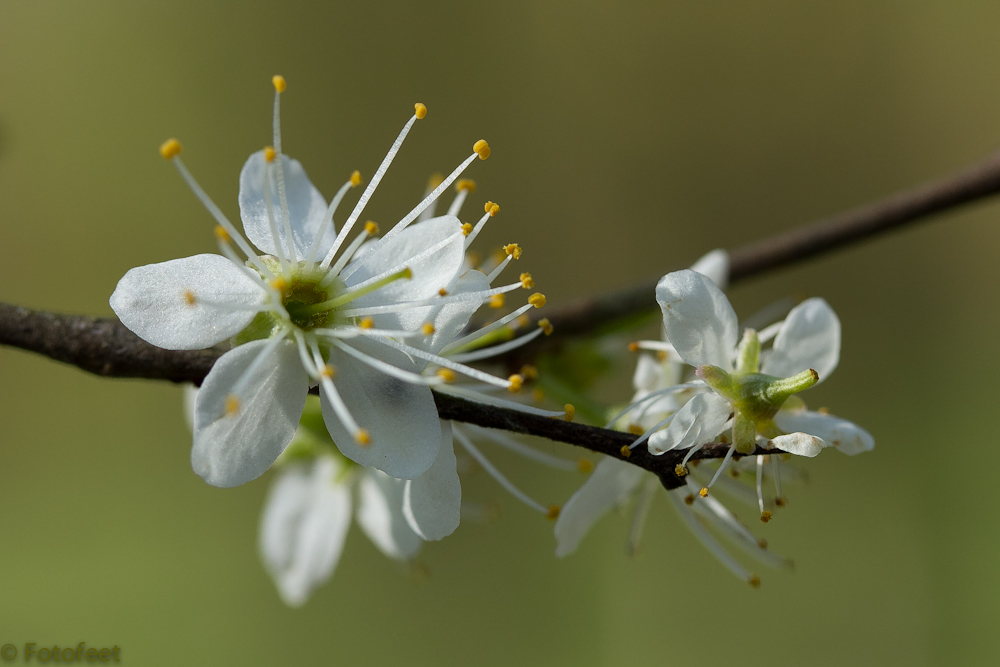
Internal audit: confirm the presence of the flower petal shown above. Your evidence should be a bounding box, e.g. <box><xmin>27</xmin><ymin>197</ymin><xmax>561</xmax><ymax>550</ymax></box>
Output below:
<box><xmin>356</xmin><ymin>469</ymin><xmax>423</xmax><ymax>560</ymax></box>
<box><xmin>655</xmin><ymin>269</ymin><xmax>738</xmax><ymax>371</ymax></box>
<box><xmin>770</xmin><ymin>432</ymin><xmax>825</xmax><ymax>457</ymax></box>
<box><xmin>321</xmin><ymin>336</ymin><xmax>442</xmax><ymax>479</ymax></box>
<box><xmin>775</xmin><ymin>409</ymin><xmax>874</xmax><ymax>455</ymax></box>
<box><xmin>648</xmin><ymin>392</ymin><xmax>731</xmax><ymax>454</ymax></box>
<box><xmin>762</xmin><ymin>298</ymin><xmax>840</xmax><ymax>383</ymax></box>
<box><xmin>110</xmin><ymin>254</ymin><xmax>266</xmax><ymax>350</ymax></box>
<box><xmin>259</xmin><ymin>456</ymin><xmax>352</xmax><ymax>607</ymax></box>
<box><xmin>403</xmin><ymin>421</ymin><xmax>461</xmax><ymax>541</ymax></box>
<box><xmin>343</xmin><ymin>215</ymin><xmax>466</xmax><ymax>306</ymax></box>
<box><xmin>191</xmin><ymin>339</ymin><xmax>309</xmax><ymax>487</ymax></box>
<box><xmin>239</xmin><ymin>151</ymin><xmax>330</xmax><ymax>258</ymax></box>
<box><xmin>689</xmin><ymin>248</ymin><xmax>730</xmax><ymax>289</ymax></box>
<box><xmin>554</xmin><ymin>458</ymin><xmax>646</xmax><ymax>557</ymax></box>
<box><xmin>632</xmin><ymin>353</ymin><xmax>682</xmax><ymax>394</ymax></box>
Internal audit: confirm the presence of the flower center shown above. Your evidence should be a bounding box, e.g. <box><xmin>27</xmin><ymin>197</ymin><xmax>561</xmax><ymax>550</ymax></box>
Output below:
<box><xmin>281</xmin><ymin>276</ymin><xmax>335</xmax><ymax>331</ymax></box>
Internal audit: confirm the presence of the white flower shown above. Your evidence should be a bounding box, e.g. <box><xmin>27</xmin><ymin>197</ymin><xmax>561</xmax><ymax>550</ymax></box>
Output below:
<box><xmin>111</xmin><ymin>78</ymin><xmax>530</xmax><ymax>488</ymax></box>
<box><xmin>260</xmin><ymin>453</ymin><xmax>423</xmax><ymax>607</ymax></box>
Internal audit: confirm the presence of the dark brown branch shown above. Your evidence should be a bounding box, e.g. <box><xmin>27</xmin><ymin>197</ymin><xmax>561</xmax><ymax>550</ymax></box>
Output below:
<box><xmin>510</xmin><ymin>146</ymin><xmax>1000</xmax><ymax>356</ymax></box>
<box><xmin>5</xmin><ymin>147</ymin><xmax>1000</xmax><ymax>485</ymax></box>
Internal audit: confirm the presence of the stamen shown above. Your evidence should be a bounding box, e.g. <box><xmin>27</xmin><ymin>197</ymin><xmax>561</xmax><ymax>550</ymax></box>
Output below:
<box><xmin>329</xmin><ymin>338</ymin><xmax>439</xmax><ymax>386</ymax></box>
<box><xmin>705</xmin><ymin>444</ymin><xmax>738</xmax><ymax>490</ymax></box>
<box><xmin>546</xmin><ymin>506</ymin><xmax>561</xmax><ymax>520</ymax></box>
<box><xmin>453</xmin><ymin>427</ymin><xmax>549</xmax><ymax>515</ymax></box>
<box><xmin>306</xmin><ymin>268</ymin><xmax>412</xmax><ymax>314</ymax></box>
<box><xmin>756</xmin><ymin>455</ymin><xmax>766</xmax><ymax>514</ymax></box>
<box><xmin>228</xmin><ymin>333</ymin><xmax>289</xmax><ymax>402</ymax></box>
<box><xmin>324</xmin><ymin>224</ymin><xmax>376</xmax><ymax>279</ymax></box>
<box><xmin>484</xmin><ymin>201</ymin><xmax>500</xmax><ymax>216</ymax></box>
<box><xmin>159</xmin><ymin>138</ymin><xmax>182</xmax><ymax>159</ymax></box>
<box><xmin>626</xmin><ymin>477</ymin><xmax>659</xmax><ymax>556</ymax></box>
<box><xmin>462</xmin><ymin>223</ymin><xmax>474</xmax><ymax>236</ymax></box>
<box><xmin>620</xmin><ymin>445</ymin><xmax>631</xmax><ymax>458</ymax></box>
<box><xmin>436</xmin><ymin>368</ymin><xmax>457</xmax><ymax>383</ymax></box>
<box><xmin>473</xmin><ymin>139</ymin><xmax>491</xmax><ymax>160</ymax></box>
<box><xmin>463</xmin><ymin>209</ymin><xmax>493</xmax><ymax>247</ymax></box>
<box><xmin>486</xmin><ymin>254</ymin><xmax>513</xmax><ymax>283</ymax></box>
<box><xmin>320</xmin><ymin>111</ymin><xmax>422</xmax><ymax>269</ymax></box>
<box><xmin>668</xmin><ymin>489</ymin><xmax>755</xmax><ymax>584</ymax></box>
<box><xmin>421</xmin><ymin>323</ymin><xmax>435</xmax><ymax>336</ymax></box>
<box><xmin>336</xmin><ymin>230</ymin><xmax>461</xmax><ymax>292</ymax></box>
<box><xmin>465</xmin><ymin>424</ymin><xmax>577</xmax><ymax>471</ymax></box>
<box><xmin>304</xmin><ymin>174</ymin><xmax>359</xmax><ymax>266</ymax></box>
<box><xmin>359</xmin><ymin>318</ymin><xmax>374</xmax><ymax>329</ymax></box>
<box><xmin>272</xmin><ymin>75</ymin><xmax>287</xmax><ymax>93</ymax></box>
<box><xmin>225</xmin><ymin>395</ymin><xmax>241</xmax><ymax>417</ymax></box>
<box><xmin>577</xmin><ymin>458</ymin><xmax>592</xmax><ymax>473</ymax></box>
<box><xmin>447</xmin><ymin>179</ymin><xmax>475</xmax><ymax>217</ymax></box>
<box><xmin>183</xmin><ymin>290</ymin><xmax>196</xmax><ymax>306</ymax></box>
<box><xmin>489</xmin><ymin>294</ymin><xmax>505</xmax><ymax>309</ymax></box>
<box><xmin>418</xmin><ymin>174</ymin><xmax>445</xmax><ymax>223</ymax></box>
<box><xmin>538</xmin><ymin>318</ymin><xmax>553</xmax><ymax>335</ymax></box>
<box><xmin>507</xmin><ymin>374</ymin><xmax>523</xmax><ymax>392</ymax></box>
<box><xmin>445</xmin><ymin>327</ymin><xmax>544</xmax><ymax>363</ymax></box>
<box><xmin>436</xmin><ymin>384</ymin><xmax>567</xmax><ymax>418</ymax></box>
<box><xmin>261</xmin><ymin>159</ymin><xmax>290</xmax><ymax>272</ymax></box>
<box><xmin>528</xmin><ymin>293</ymin><xmax>546</xmax><ymax>308</ymax></box>
<box><xmin>564</xmin><ymin>404</ymin><xmax>576</xmax><ymax>422</ymax></box>
<box><xmin>309</xmin><ymin>340</ymin><xmax>364</xmax><ymax>441</ymax></box>
<box><xmin>519</xmin><ymin>273</ymin><xmax>534</xmax><ymax>289</ymax></box>
<box><xmin>503</xmin><ymin>243</ymin><xmax>522</xmax><ymax>259</ymax></box>
<box><xmin>339</xmin><ymin>280</ymin><xmax>525</xmax><ymax>318</ymax></box>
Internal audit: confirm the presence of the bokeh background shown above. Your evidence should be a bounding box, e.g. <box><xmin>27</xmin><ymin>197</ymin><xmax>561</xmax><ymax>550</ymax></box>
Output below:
<box><xmin>1</xmin><ymin>2</ymin><xmax>997</xmax><ymax>664</ymax></box>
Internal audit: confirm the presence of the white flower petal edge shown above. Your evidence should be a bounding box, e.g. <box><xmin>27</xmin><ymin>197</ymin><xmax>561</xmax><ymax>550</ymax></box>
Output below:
<box><xmin>110</xmin><ymin>254</ymin><xmax>266</xmax><ymax>350</ymax></box>
<box><xmin>554</xmin><ymin>458</ymin><xmax>646</xmax><ymax>558</ymax></box>
<box><xmin>762</xmin><ymin>298</ymin><xmax>840</xmax><ymax>383</ymax></box>
<box><xmin>655</xmin><ymin>269</ymin><xmax>739</xmax><ymax>371</ymax></box>
<box><xmin>320</xmin><ymin>337</ymin><xmax>442</xmax><ymax>479</ymax></box>
<box><xmin>770</xmin><ymin>432</ymin><xmax>825</xmax><ymax>457</ymax></box>
<box><xmin>775</xmin><ymin>409</ymin><xmax>874</xmax><ymax>455</ymax></box>
<box><xmin>648</xmin><ymin>392</ymin><xmax>732</xmax><ymax>454</ymax></box>
<box><xmin>259</xmin><ymin>456</ymin><xmax>351</xmax><ymax>607</ymax></box>
<box><xmin>689</xmin><ymin>249</ymin><xmax>730</xmax><ymax>290</ymax></box>
<box><xmin>403</xmin><ymin>421</ymin><xmax>461</xmax><ymax>541</ymax></box>
<box><xmin>192</xmin><ymin>339</ymin><xmax>309</xmax><ymax>487</ymax></box>
<box><xmin>356</xmin><ymin>469</ymin><xmax>423</xmax><ymax>560</ymax></box>
<box><xmin>239</xmin><ymin>151</ymin><xmax>331</xmax><ymax>260</ymax></box>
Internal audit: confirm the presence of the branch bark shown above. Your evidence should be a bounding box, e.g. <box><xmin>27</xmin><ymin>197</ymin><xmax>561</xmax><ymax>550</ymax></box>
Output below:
<box><xmin>4</xmin><ymin>146</ymin><xmax>1000</xmax><ymax>486</ymax></box>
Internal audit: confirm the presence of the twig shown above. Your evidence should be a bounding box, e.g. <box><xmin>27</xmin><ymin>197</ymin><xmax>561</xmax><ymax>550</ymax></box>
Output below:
<box><xmin>4</xmin><ymin>147</ymin><xmax>1000</xmax><ymax>486</ymax></box>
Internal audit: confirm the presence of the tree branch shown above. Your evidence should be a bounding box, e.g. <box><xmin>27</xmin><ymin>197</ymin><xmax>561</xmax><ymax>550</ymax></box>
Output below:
<box><xmin>4</xmin><ymin>146</ymin><xmax>1000</xmax><ymax>487</ymax></box>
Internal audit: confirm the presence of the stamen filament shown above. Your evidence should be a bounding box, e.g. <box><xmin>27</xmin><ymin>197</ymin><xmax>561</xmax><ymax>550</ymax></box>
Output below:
<box><xmin>229</xmin><ymin>333</ymin><xmax>289</xmax><ymax>400</ymax></box>
<box><xmin>626</xmin><ymin>477</ymin><xmax>660</xmax><ymax>556</ymax></box>
<box><xmin>603</xmin><ymin>382</ymin><xmax>705</xmax><ymax>428</ymax></box>
<box><xmin>365</xmin><ymin>336</ymin><xmax>512</xmax><ymax>388</ymax></box>
<box><xmin>465</xmin><ymin>424</ymin><xmax>577</xmax><ymax>471</ymax></box>
<box><xmin>309</xmin><ymin>340</ymin><xmax>362</xmax><ymax>438</ymax></box>
<box><xmin>706</xmin><ymin>444</ymin><xmax>738</xmax><ymax>490</ymax></box>
<box><xmin>340</xmin><ymin>231</ymin><xmax>462</xmax><ymax>294</ymax></box>
<box><xmin>445</xmin><ymin>327</ymin><xmax>544</xmax><ymax>363</ymax></box>
<box><xmin>463</xmin><ymin>210</ymin><xmax>492</xmax><ymax>248</ymax></box>
<box><xmin>756</xmin><ymin>455</ymin><xmax>766</xmax><ymax>514</ymax></box>
<box><xmin>339</xmin><ymin>281</ymin><xmax>524</xmax><ymax>318</ymax></box>
<box><xmin>447</xmin><ymin>188</ymin><xmax>469</xmax><ymax>218</ymax></box>
<box><xmin>304</xmin><ymin>268</ymin><xmax>412</xmax><ymax>314</ymax></box>
<box><xmin>324</xmin><ymin>226</ymin><xmax>373</xmax><ymax>280</ymax></box>
<box><xmin>486</xmin><ymin>254</ymin><xmax>513</xmax><ymax>284</ymax></box>
<box><xmin>305</xmin><ymin>177</ymin><xmax>354</xmax><ymax>266</ymax></box>
<box><xmin>262</xmin><ymin>162</ymin><xmax>290</xmax><ymax>274</ymax></box>
<box><xmin>629</xmin><ymin>415</ymin><xmax>675</xmax><ymax>450</ymax></box>
<box><xmin>453</xmin><ymin>427</ymin><xmax>548</xmax><ymax>514</ymax></box>
<box><xmin>441</xmin><ymin>303</ymin><xmax>535</xmax><ymax>353</ymax></box>
<box><xmin>435</xmin><ymin>385</ymin><xmax>567</xmax><ymax>418</ymax></box>
<box><xmin>668</xmin><ymin>489</ymin><xmax>755</xmax><ymax>584</ymax></box>
<box><xmin>328</xmin><ymin>338</ymin><xmax>439</xmax><ymax>386</ymax></box>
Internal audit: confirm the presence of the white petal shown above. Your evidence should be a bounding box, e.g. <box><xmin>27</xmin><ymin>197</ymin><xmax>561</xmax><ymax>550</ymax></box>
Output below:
<box><xmin>259</xmin><ymin>456</ymin><xmax>352</xmax><ymax>607</ymax></box>
<box><xmin>775</xmin><ymin>409</ymin><xmax>874</xmax><ymax>455</ymax></box>
<box><xmin>770</xmin><ymin>432</ymin><xmax>825</xmax><ymax>457</ymax></box>
<box><xmin>554</xmin><ymin>458</ymin><xmax>646</xmax><ymax>558</ymax></box>
<box><xmin>356</xmin><ymin>469</ymin><xmax>422</xmax><ymax>560</ymax></box>
<box><xmin>343</xmin><ymin>215</ymin><xmax>465</xmax><ymax>305</ymax></box>
<box><xmin>191</xmin><ymin>340</ymin><xmax>309</xmax><ymax>487</ymax></box>
<box><xmin>404</xmin><ymin>421</ymin><xmax>461</xmax><ymax>541</ymax></box>
<box><xmin>239</xmin><ymin>151</ymin><xmax>330</xmax><ymax>258</ymax></box>
<box><xmin>321</xmin><ymin>336</ymin><xmax>442</xmax><ymax>479</ymax></box>
<box><xmin>655</xmin><ymin>269</ymin><xmax>738</xmax><ymax>371</ymax></box>
<box><xmin>182</xmin><ymin>384</ymin><xmax>198</xmax><ymax>432</ymax></box>
<box><xmin>762</xmin><ymin>298</ymin><xmax>840</xmax><ymax>383</ymax></box>
<box><xmin>632</xmin><ymin>354</ymin><xmax>681</xmax><ymax>393</ymax></box>
<box><xmin>689</xmin><ymin>249</ymin><xmax>730</xmax><ymax>289</ymax></box>
<box><xmin>110</xmin><ymin>254</ymin><xmax>266</xmax><ymax>350</ymax></box>
<box><xmin>648</xmin><ymin>392</ymin><xmax>732</xmax><ymax>454</ymax></box>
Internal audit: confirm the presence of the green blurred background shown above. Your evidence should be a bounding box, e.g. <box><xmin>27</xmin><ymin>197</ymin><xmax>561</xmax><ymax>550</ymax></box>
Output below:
<box><xmin>1</xmin><ymin>1</ymin><xmax>997</xmax><ymax>664</ymax></box>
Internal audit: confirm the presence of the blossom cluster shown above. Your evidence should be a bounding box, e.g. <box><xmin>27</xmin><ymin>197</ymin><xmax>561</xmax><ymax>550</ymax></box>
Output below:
<box><xmin>111</xmin><ymin>77</ymin><xmax>874</xmax><ymax>604</ymax></box>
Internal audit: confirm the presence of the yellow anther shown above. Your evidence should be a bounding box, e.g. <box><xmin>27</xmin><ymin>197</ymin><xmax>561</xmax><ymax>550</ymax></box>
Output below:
<box><xmin>758</xmin><ymin>538</ymin><xmax>768</xmax><ymax>549</ymax></box>
<box><xmin>760</xmin><ymin>511</ymin><xmax>773</xmax><ymax>524</ymax></box>
<box><xmin>359</xmin><ymin>317</ymin><xmax>375</xmax><ymax>329</ymax></box>
<box><xmin>564</xmin><ymin>404</ymin><xmax>576</xmax><ymax>422</ymax></box>
<box><xmin>507</xmin><ymin>374</ymin><xmax>524</xmax><ymax>392</ymax></box>
<box><xmin>620</xmin><ymin>445</ymin><xmax>631</xmax><ymax>458</ymax></box>
<box><xmin>438</xmin><ymin>288</ymin><xmax>449</xmax><ymax>297</ymax></box>
<box><xmin>519</xmin><ymin>364</ymin><xmax>538</xmax><ymax>380</ymax></box>
<box><xmin>519</xmin><ymin>272</ymin><xmax>534</xmax><ymax>289</ymax></box>
<box><xmin>514</xmin><ymin>314</ymin><xmax>530</xmax><ymax>329</ymax></box>
<box><xmin>628</xmin><ymin>423</ymin><xmax>644</xmax><ymax>435</ymax></box>
<box><xmin>264</xmin><ymin>146</ymin><xmax>277</xmax><ymax>162</ymax></box>
<box><xmin>182</xmin><ymin>290</ymin><xmax>197</xmax><ymax>306</ymax></box>
<box><xmin>577</xmin><ymin>458</ymin><xmax>593</xmax><ymax>474</ymax></box>
<box><xmin>538</xmin><ymin>318</ymin><xmax>553</xmax><ymax>335</ymax></box>
<box><xmin>350</xmin><ymin>170</ymin><xmax>363</xmax><ymax>187</ymax></box>
<box><xmin>414</xmin><ymin>102</ymin><xmax>427</xmax><ymax>119</ymax></box>
<box><xmin>272</xmin><ymin>75</ymin><xmax>287</xmax><ymax>93</ymax></box>
<box><xmin>401</xmin><ymin>267</ymin><xmax>413</xmax><ymax>279</ymax></box>
<box><xmin>320</xmin><ymin>364</ymin><xmax>336</xmax><ymax>379</ymax></box>
<box><xmin>749</xmin><ymin>575</ymin><xmax>761</xmax><ymax>589</ymax></box>
<box><xmin>699</xmin><ymin>487</ymin><xmax>709</xmax><ymax>498</ymax></box>
<box><xmin>528</xmin><ymin>293</ymin><xmax>547</xmax><ymax>308</ymax></box>
<box><xmin>532</xmin><ymin>388</ymin><xmax>545</xmax><ymax>402</ymax></box>
<box><xmin>426</xmin><ymin>173</ymin><xmax>444</xmax><ymax>189</ymax></box>
<box><xmin>225</xmin><ymin>395</ymin><xmax>241</xmax><ymax>417</ymax></box>
<box><xmin>364</xmin><ymin>220</ymin><xmax>380</xmax><ymax>236</ymax></box>
<box><xmin>628</xmin><ymin>341</ymin><xmax>640</xmax><ymax>352</ymax></box>
<box><xmin>817</xmin><ymin>406</ymin><xmax>831</xmax><ymax>415</ymax></box>
<box><xmin>675</xmin><ymin>464</ymin><xmax>688</xmax><ymax>477</ymax></box>
<box><xmin>684</xmin><ymin>494</ymin><xmax>695</xmax><ymax>505</ymax></box>
<box><xmin>546</xmin><ymin>505</ymin><xmax>561</xmax><ymax>520</ymax></box>
<box><xmin>488</xmin><ymin>203</ymin><xmax>500</xmax><ymax>216</ymax></box>
<box><xmin>690</xmin><ymin>460</ymin><xmax>700</xmax><ymax>468</ymax></box>
<box><xmin>774</xmin><ymin>496</ymin><xmax>787</xmax><ymax>507</ymax></box>
<box><xmin>656</xmin><ymin>350</ymin><xmax>668</xmax><ymax>362</ymax></box>
<box><xmin>355</xmin><ymin>429</ymin><xmax>372</xmax><ymax>446</ymax></box>
<box><xmin>159</xmin><ymin>138</ymin><xmax>182</xmax><ymax>159</ymax></box>
<box><xmin>436</xmin><ymin>368</ymin><xmax>457</xmax><ymax>383</ymax></box>
<box><xmin>421</xmin><ymin>322</ymin><xmax>436</xmax><ymax>336</ymax></box>
<box><xmin>466</xmin><ymin>251</ymin><xmax>482</xmax><ymax>268</ymax></box>
<box><xmin>489</xmin><ymin>294</ymin><xmax>505</xmax><ymax>309</ymax></box>
<box><xmin>461</xmin><ymin>223</ymin><xmax>474</xmax><ymax>236</ymax></box>
<box><xmin>473</xmin><ymin>139</ymin><xmax>491</xmax><ymax>160</ymax></box>
<box><xmin>503</xmin><ymin>243</ymin><xmax>522</xmax><ymax>259</ymax></box>
<box><xmin>270</xmin><ymin>276</ymin><xmax>288</xmax><ymax>292</ymax></box>
<box><xmin>213</xmin><ymin>225</ymin><xmax>230</xmax><ymax>243</ymax></box>
<box><xmin>729</xmin><ymin>469</ymin><xmax>740</xmax><ymax>478</ymax></box>
<box><xmin>456</xmin><ymin>178</ymin><xmax>476</xmax><ymax>193</ymax></box>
